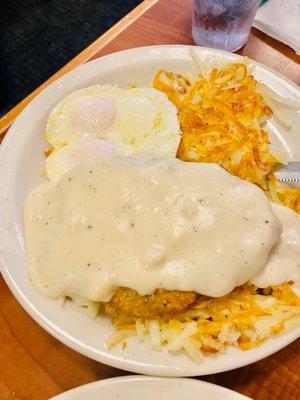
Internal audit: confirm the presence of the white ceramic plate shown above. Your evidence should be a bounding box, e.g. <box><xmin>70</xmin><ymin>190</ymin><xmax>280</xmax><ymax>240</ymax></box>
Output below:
<box><xmin>49</xmin><ymin>376</ymin><xmax>251</xmax><ymax>400</ymax></box>
<box><xmin>0</xmin><ymin>45</ymin><xmax>299</xmax><ymax>377</ymax></box>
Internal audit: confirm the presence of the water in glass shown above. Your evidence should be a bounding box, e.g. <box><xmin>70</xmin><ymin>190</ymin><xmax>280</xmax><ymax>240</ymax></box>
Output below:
<box><xmin>192</xmin><ymin>0</ymin><xmax>260</xmax><ymax>52</ymax></box>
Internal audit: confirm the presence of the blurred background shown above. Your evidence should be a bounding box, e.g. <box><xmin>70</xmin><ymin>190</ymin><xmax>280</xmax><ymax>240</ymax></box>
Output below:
<box><xmin>0</xmin><ymin>0</ymin><xmax>142</xmax><ymax>115</ymax></box>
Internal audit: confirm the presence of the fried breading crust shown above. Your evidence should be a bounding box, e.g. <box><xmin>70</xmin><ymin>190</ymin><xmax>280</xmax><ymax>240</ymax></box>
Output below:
<box><xmin>104</xmin><ymin>287</ymin><xmax>199</xmax><ymax>319</ymax></box>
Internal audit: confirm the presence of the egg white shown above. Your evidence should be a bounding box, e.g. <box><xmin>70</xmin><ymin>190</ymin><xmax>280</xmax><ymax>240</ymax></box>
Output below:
<box><xmin>45</xmin><ymin>84</ymin><xmax>181</xmax><ymax>180</ymax></box>
<box><xmin>46</xmin><ymin>138</ymin><xmax>117</xmax><ymax>182</ymax></box>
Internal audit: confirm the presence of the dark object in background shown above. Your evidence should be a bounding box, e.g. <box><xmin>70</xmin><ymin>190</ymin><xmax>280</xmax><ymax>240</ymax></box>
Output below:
<box><xmin>0</xmin><ymin>2</ymin><xmax>8</xmax><ymax>111</ymax></box>
<box><xmin>0</xmin><ymin>0</ymin><xmax>142</xmax><ymax>115</ymax></box>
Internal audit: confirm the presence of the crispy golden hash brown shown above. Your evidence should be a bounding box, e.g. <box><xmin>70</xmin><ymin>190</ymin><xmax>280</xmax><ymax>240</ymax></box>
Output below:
<box><xmin>108</xmin><ymin>283</ymin><xmax>300</xmax><ymax>355</ymax></box>
<box><xmin>108</xmin><ymin>283</ymin><xmax>300</xmax><ymax>356</ymax></box>
<box><xmin>105</xmin><ymin>288</ymin><xmax>199</xmax><ymax>319</ymax></box>
<box><xmin>268</xmin><ymin>174</ymin><xmax>300</xmax><ymax>213</ymax></box>
<box><xmin>153</xmin><ymin>62</ymin><xmax>300</xmax><ymax>212</ymax></box>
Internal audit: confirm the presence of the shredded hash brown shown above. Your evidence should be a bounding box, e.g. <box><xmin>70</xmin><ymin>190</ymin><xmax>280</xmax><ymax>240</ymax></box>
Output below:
<box><xmin>108</xmin><ymin>283</ymin><xmax>300</xmax><ymax>361</ymax></box>
<box><xmin>153</xmin><ymin>62</ymin><xmax>300</xmax><ymax>212</ymax></box>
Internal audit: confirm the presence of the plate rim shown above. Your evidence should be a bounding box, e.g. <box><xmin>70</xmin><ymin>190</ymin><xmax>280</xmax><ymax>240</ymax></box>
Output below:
<box><xmin>49</xmin><ymin>375</ymin><xmax>251</xmax><ymax>400</ymax></box>
<box><xmin>0</xmin><ymin>44</ymin><xmax>299</xmax><ymax>377</ymax></box>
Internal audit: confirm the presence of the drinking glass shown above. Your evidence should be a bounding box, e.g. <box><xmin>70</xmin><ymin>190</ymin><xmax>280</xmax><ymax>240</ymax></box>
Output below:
<box><xmin>192</xmin><ymin>0</ymin><xmax>260</xmax><ymax>52</ymax></box>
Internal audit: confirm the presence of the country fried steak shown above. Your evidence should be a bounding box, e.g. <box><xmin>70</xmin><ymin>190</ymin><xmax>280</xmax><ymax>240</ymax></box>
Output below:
<box><xmin>104</xmin><ymin>287</ymin><xmax>200</xmax><ymax>319</ymax></box>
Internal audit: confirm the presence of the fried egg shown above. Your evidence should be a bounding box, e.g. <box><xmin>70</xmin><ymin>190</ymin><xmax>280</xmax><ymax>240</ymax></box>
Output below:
<box><xmin>45</xmin><ymin>85</ymin><xmax>181</xmax><ymax>180</ymax></box>
<box><xmin>46</xmin><ymin>138</ymin><xmax>117</xmax><ymax>182</ymax></box>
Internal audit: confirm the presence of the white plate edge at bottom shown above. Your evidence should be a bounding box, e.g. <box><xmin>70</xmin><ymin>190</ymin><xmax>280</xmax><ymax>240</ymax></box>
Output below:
<box><xmin>49</xmin><ymin>375</ymin><xmax>251</xmax><ymax>400</ymax></box>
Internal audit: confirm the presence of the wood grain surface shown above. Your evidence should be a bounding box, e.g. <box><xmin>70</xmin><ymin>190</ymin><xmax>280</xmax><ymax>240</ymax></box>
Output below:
<box><xmin>0</xmin><ymin>0</ymin><xmax>299</xmax><ymax>399</ymax></box>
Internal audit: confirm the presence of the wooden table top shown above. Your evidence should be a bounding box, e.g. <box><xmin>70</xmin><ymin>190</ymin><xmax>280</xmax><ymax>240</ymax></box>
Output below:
<box><xmin>0</xmin><ymin>1</ymin><xmax>299</xmax><ymax>399</ymax></box>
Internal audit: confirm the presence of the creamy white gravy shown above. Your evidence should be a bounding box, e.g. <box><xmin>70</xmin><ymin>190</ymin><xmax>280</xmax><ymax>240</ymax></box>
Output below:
<box><xmin>24</xmin><ymin>157</ymin><xmax>282</xmax><ymax>303</ymax></box>
<box><xmin>251</xmin><ymin>202</ymin><xmax>300</xmax><ymax>287</ymax></box>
